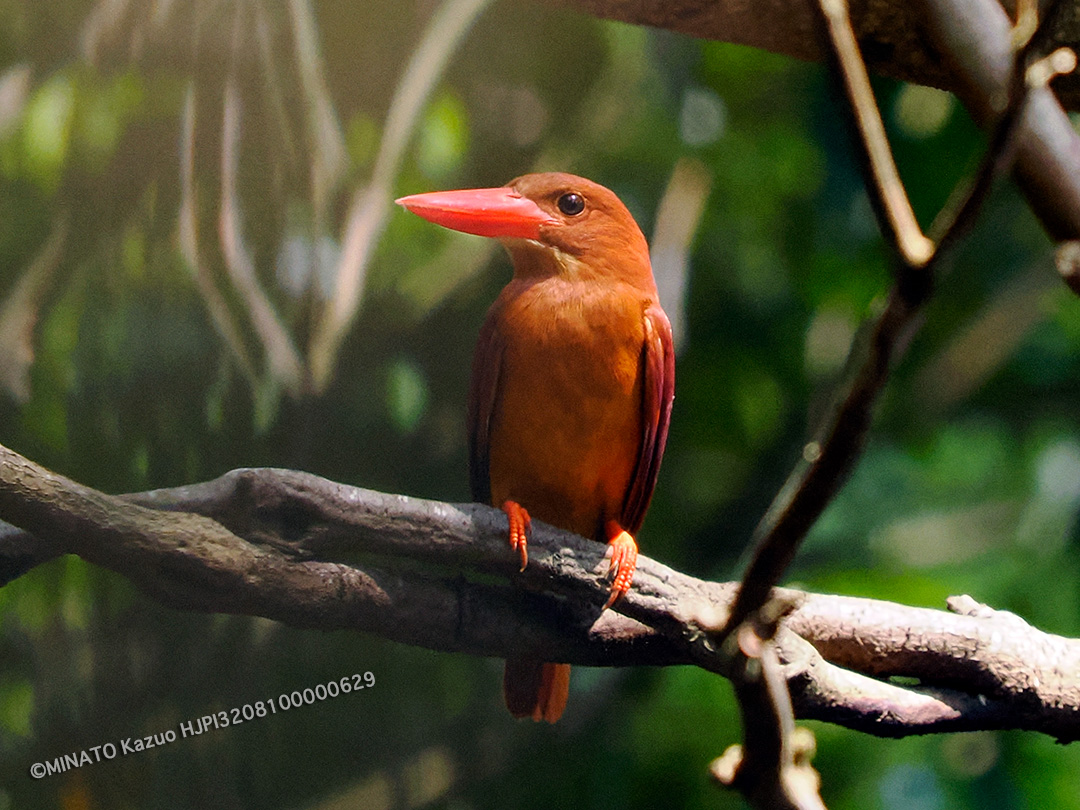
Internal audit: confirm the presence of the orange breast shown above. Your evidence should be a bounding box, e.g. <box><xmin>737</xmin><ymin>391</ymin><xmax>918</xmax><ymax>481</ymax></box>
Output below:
<box><xmin>486</xmin><ymin>277</ymin><xmax>648</xmax><ymax>542</ymax></box>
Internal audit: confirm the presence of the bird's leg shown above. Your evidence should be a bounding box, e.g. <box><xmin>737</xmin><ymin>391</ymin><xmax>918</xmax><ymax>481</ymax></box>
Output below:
<box><xmin>603</xmin><ymin>520</ymin><xmax>638</xmax><ymax>609</ymax></box>
<box><xmin>502</xmin><ymin>500</ymin><xmax>531</xmax><ymax>571</ymax></box>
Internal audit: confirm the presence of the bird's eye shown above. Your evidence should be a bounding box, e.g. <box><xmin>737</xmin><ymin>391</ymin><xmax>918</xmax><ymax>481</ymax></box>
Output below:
<box><xmin>557</xmin><ymin>192</ymin><xmax>585</xmax><ymax>216</ymax></box>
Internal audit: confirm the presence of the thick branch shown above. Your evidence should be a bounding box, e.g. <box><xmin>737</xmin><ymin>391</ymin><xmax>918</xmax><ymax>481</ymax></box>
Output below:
<box><xmin>545</xmin><ymin>0</ymin><xmax>1080</xmax><ymax>243</ymax></box>
<box><xmin>544</xmin><ymin>0</ymin><xmax>1080</xmax><ymax>107</ymax></box>
<box><xmin>916</xmin><ymin>0</ymin><xmax>1080</xmax><ymax>241</ymax></box>
<box><xmin>544</xmin><ymin>0</ymin><xmax>949</xmax><ymax>92</ymax></box>
<box><xmin>1</xmin><ymin>446</ymin><xmax>1079</xmax><ymax>740</ymax></box>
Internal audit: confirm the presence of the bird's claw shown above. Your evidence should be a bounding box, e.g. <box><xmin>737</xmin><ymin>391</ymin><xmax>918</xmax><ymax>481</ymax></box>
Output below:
<box><xmin>502</xmin><ymin>500</ymin><xmax>531</xmax><ymax>571</ymax></box>
<box><xmin>603</xmin><ymin>523</ymin><xmax>638</xmax><ymax>610</ymax></box>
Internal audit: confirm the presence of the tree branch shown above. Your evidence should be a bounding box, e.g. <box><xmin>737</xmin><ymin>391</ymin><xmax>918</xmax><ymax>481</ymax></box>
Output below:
<box><xmin>712</xmin><ymin>7</ymin><xmax>1072</xmax><ymax>802</ymax></box>
<box><xmin>543</xmin><ymin>0</ymin><xmax>1080</xmax><ymax>110</ymax></box>
<box><xmin>724</xmin><ymin>0</ymin><xmax>1069</xmax><ymax>640</ymax></box>
<box><xmin>544</xmin><ymin>0</ymin><xmax>1080</xmax><ymax>244</ymax></box>
<box><xmin>712</xmin><ymin>618</ymin><xmax>829</xmax><ymax>809</ymax></box>
<box><xmin>1</xmin><ymin>443</ymin><xmax>1078</xmax><ymax>741</ymax></box>
<box><xmin>915</xmin><ymin>0</ymin><xmax>1080</xmax><ymax>241</ymax></box>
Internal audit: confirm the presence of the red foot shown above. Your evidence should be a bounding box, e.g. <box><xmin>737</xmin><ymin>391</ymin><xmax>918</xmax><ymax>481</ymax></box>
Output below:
<box><xmin>603</xmin><ymin>521</ymin><xmax>638</xmax><ymax>609</ymax></box>
<box><xmin>502</xmin><ymin>500</ymin><xmax>531</xmax><ymax>571</ymax></box>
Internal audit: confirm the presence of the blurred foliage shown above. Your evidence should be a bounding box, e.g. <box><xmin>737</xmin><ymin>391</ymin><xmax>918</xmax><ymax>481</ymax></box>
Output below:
<box><xmin>2</xmin><ymin>0</ymin><xmax>1080</xmax><ymax>808</ymax></box>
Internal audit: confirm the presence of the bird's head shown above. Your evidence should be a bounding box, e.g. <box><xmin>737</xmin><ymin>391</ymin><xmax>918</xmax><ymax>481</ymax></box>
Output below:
<box><xmin>396</xmin><ymin>172</ymin><xmax>654</xmax><ymax>290</ymax></box>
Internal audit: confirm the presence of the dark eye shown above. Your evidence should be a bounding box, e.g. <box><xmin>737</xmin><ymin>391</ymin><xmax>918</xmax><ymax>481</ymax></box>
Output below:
<box><xmin>557</xmin><ymin>192</ymin><xmax>585</xmax><ymax>216</ymax></box>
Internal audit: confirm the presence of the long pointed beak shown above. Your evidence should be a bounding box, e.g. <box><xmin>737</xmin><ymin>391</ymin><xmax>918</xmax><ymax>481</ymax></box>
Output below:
<box><xmin>395</xmin><ymin>187</ymin><xmax>557</xmax><ymax>240</ymax></box>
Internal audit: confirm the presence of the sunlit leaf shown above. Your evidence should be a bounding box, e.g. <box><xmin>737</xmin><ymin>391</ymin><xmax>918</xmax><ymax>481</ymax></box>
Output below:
<box><xmin>386</xmin><ymin>357</ymin><xmax>428</xmax><ymax>434</ymax></box>
<box><xmin>0</xmin><ymin>679</ymin><xmax>33</xmax><ymax>737</ymax></box>
<box><xmin>417</xmin><ymin>90</ymin><xmax>469</xmax><ymax>181</ymax></box>
<box><xmin>894</xmin><ymin>84</ymin><xmax>954</xmax><ymax>139</ymax></box>
<box><xmin>21</xmin><ymin>73</ymin><xmax>74</xmax><ymax>192</ymax></box>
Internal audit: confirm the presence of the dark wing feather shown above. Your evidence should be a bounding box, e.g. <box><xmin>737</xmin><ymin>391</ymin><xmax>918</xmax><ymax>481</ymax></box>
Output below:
<box><xmin>467</xmin><ymin>308</ymin><xmax>505</xmax><ymax>504</ymax></box>
<box><xmin>621</xmin><ymin>302</ymin><xmax>675</xmax><ymax>534</ymax></box>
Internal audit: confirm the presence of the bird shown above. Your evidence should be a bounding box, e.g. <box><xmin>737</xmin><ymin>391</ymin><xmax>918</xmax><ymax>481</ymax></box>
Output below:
<box><xmin>396</xmin><ymin>172</ymin><xmax>674</xmax><ymax>722</ymax></box>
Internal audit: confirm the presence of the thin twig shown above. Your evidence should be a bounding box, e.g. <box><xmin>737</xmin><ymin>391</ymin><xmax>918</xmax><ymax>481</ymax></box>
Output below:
<box><xmin>254</xmin><ymin>3</ymin><xmax>300</xmax><ymax>173</ymax></box>
<box><xmin>715</xmin><ymin>7</ymin><xmax>1071</xmax><ymax>800</ymax></box>
<box><xmin>723</xmin><ymin>285</ymin><xmax>919</xmax><ymax>637</ymax></box>
<box><xmin>711</xmin><ymin>629</ymin><xmax>826</xmax><ymax>810</ymax></box>
<box><xmin>650</xmin><ymin>157</ymin><xmax>712</xmax><ymax>352</ymax></box>
<box><xmin>1055</xmin><ymin>239</ymin><xmax>1080</xmax><ymax>296</ymax></box>
<box><xmin>916</xmin><ymin>0</ymin><xmax>1080</xmax><ymax>241</ymax></box>
<box><xmin>218</xmin><ymin>73</ymin><xmax>305</xmax><ymax>393</ymax></box>
<box><xmin>287</xmin><ymin>0</ymin><xmax>347</xmax><ymax>210</ymax></box>
<box><xmin>817</xmin><ymin>0</ymin><xmax>933</xmax><ymax>269</ymax></box>
<box><xmin>928</xmin><ymin>0</ymin><xmax>1074</xmax><ymax>257</ymax></box>
<box><xmin>0</xmin><ymin>212</ymin><xmax>69</xmax><ymax>403</ymax></box>
<box><xmin>307</xmin><ymin>0</ymin><xmax>494</xmax><ymax>391</ymax></box>
<box><xmin>177</xmin><ymin>82</ymin><xmax>259</xmax><ymax>387</ymax></box>
<box><xmin>723</xmin><ymin>0</ymin><xmax>1063</xmax><ymax>639</ymax></box>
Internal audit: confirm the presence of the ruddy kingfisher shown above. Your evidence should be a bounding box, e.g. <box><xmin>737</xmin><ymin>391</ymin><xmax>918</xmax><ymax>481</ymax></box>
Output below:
<box><xmin>397</xmin><ymin>172</ymin><xmax>674</xmax><ymax>722</ymax></box>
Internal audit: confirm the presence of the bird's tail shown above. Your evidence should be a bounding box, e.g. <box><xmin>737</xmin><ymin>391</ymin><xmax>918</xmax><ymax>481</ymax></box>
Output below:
<box><xmin>503</xmin><ymin>659</ymin><xmax>571</xmax><ymax>723</ymax></box>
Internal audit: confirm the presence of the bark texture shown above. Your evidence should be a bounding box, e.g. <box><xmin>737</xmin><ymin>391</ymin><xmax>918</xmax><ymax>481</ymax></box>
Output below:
<box><xmin>2</xmin><ymin>444</ymin><xmax>1078</xmax><ymax>741</ymax></box>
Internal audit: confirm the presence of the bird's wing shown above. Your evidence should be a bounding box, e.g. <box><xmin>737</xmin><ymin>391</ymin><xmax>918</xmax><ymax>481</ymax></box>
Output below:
<box><xmin>621</xmin><ymin>302</ymin><xmax>675</xmax><ymax>534</ymax></box>
<box><xmin>467</xmin><ymin>308</ymin><xmax>505</xmax><ymax>504</ymax></box>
